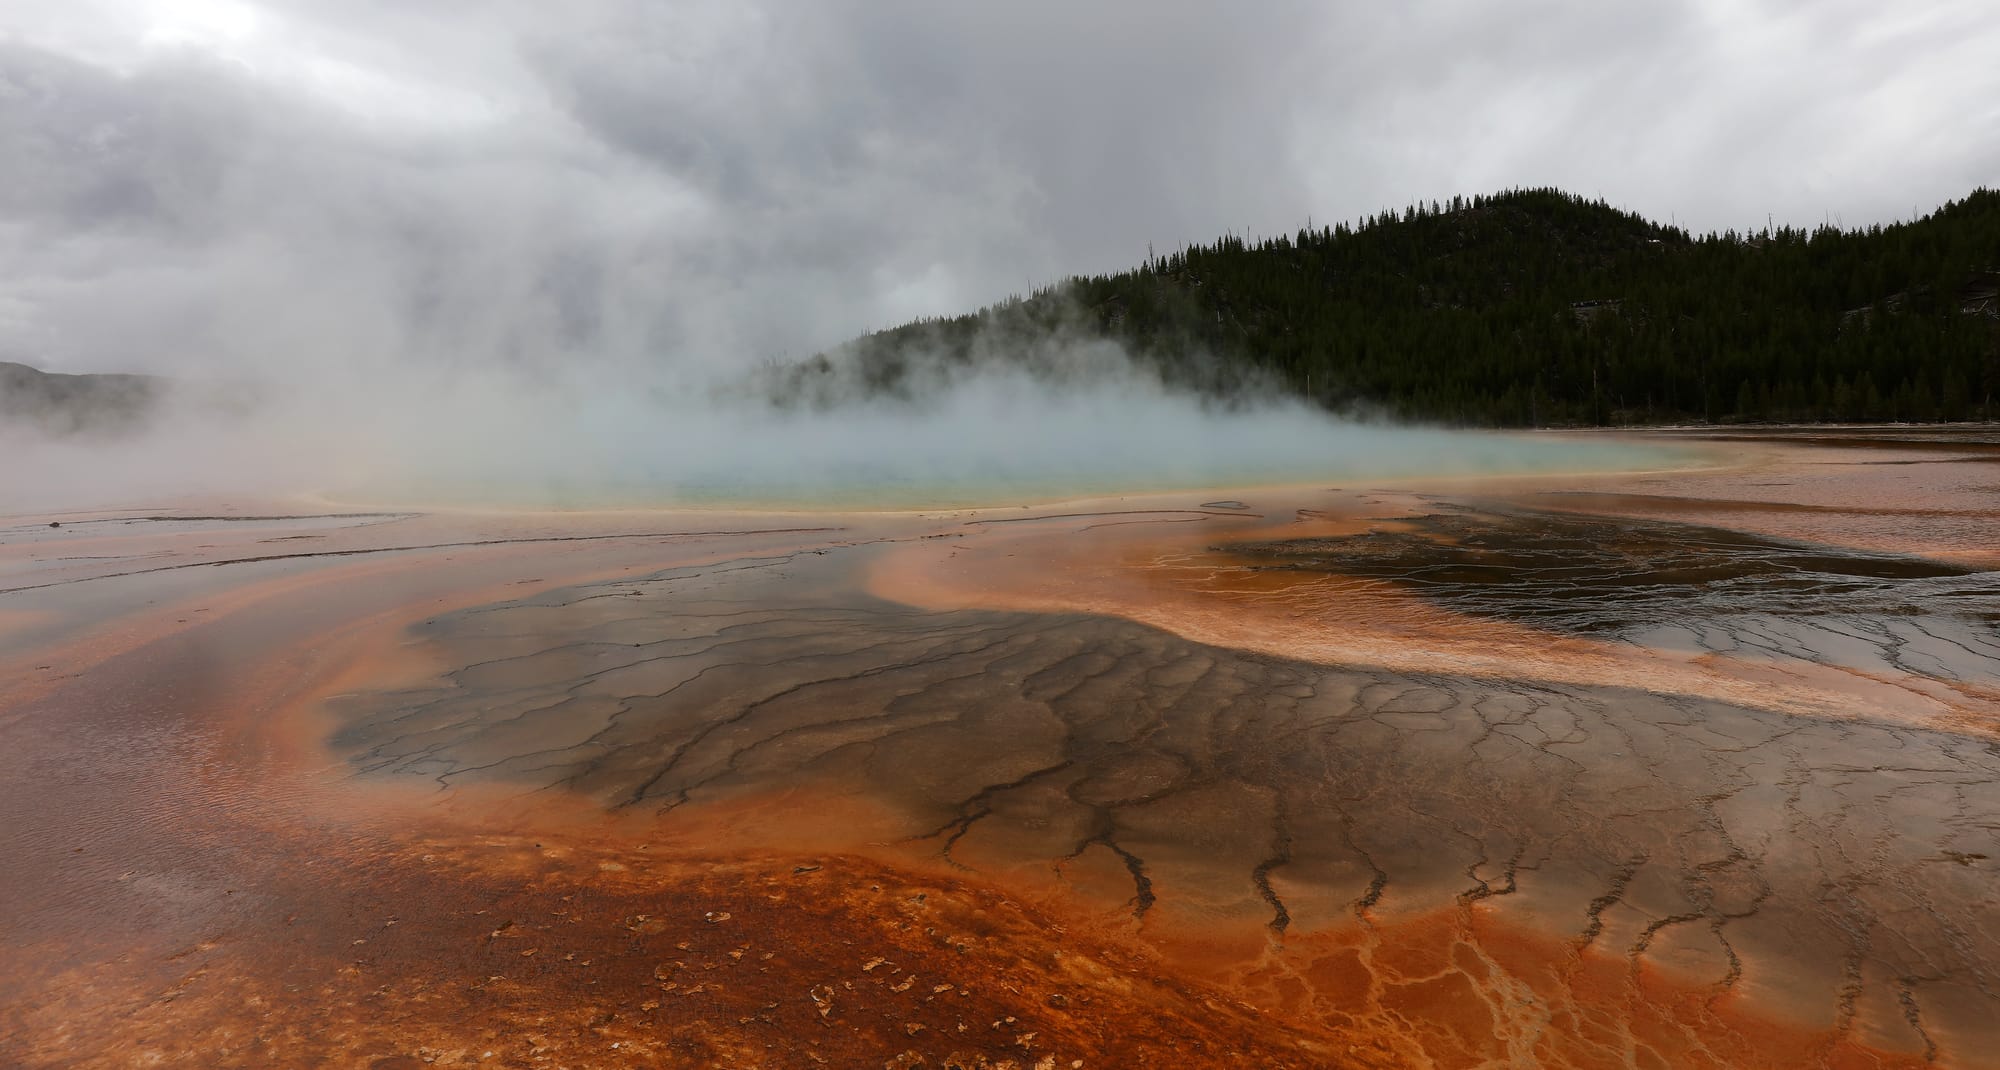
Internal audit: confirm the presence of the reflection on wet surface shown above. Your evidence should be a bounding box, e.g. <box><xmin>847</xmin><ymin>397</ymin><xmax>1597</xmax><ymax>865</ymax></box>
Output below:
<box><xmin>5</xmin><ymin>429</ymin><xmax>2000</xmax><ymax>1068</ymax></box>
<box><xmin>1531</xmin><ymin>429</ymin><xmax>2000</xmax><ymax>569</ymax></box>
<box><xmin>1237</xmin><ymin>509</ymin><xmax>1997</xmax><ymax>630</ymax></box>
<box><xmin>1230</xmin><ymin>510</ymin><xmax>2000</xmax><ymax>720</ymax></box>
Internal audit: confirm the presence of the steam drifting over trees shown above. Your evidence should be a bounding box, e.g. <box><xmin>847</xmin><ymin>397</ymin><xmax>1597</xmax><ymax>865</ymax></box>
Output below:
<box><xmin>772</xmin><ymin>188</ymin><xmax>2000</xmax><ymax>426</ymax></box>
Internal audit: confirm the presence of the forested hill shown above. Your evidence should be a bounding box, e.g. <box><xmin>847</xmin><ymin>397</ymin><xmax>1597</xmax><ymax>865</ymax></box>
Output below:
<box><xmin>0</xmin><ymin>360</ymin><xmax>164</xmax><ymax>435</ymax></box>
<box><xmin>768</xmin><ymin>188</ymin><xmax>2000</xmax><ymax>426</ymax></box>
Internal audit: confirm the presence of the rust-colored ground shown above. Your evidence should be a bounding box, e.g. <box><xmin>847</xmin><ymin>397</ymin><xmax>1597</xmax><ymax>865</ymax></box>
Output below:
<box><xmin>3</xmin><ymin>430</ymin><xmax>1997</xmax><ymax>1068</ymax></box>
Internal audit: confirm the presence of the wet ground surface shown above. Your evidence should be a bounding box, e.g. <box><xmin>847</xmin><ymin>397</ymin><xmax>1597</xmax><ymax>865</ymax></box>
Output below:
<box><xmin>5</xmin><ymin>429</ymin><xmax>2000</xmax><ymax>1068</ymax></box>
<box><xmin>326</xmin><ymin>543</ymin><xmax>2000</xmax><ymax>1063</ymax></box>
<box><xmin>1229</xmin><ymin>510</ymin><xmax>2000</xmax><ymax>709</ymax></box>
<box><xmin>1234</xmin><ymin>509</ymin><xmax>1998</xmax><ymax>630</ymax></box>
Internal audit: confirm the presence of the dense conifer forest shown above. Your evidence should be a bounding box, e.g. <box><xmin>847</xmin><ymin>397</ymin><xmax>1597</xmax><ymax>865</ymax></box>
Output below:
<box><xmin>771</xmin><ymin>188</ymin><xmax>2000</xmax><ymax>426</ymax></box>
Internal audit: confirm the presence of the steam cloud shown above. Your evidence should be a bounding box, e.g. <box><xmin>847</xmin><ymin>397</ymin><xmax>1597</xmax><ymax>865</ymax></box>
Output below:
<box><xmin>4</xmin><ymin>336</ymin><xmax>1673</xmax><ymax>512</ymax></box>
<box><xmin>4</xmin><ymin>2</ymin><xmax>1989</xmax><ymax>509</ymax></box>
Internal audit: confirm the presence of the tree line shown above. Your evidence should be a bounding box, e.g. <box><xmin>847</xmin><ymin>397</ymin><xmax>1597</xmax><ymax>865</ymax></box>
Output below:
<box><xmin>771</xmin><ymin>187</ymin><xmax>2000</xmax><ymax>426</ymax></box>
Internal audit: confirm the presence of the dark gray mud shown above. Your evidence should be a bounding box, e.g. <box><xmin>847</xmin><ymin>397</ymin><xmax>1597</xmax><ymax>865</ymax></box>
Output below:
<box><xmin>1233</xmin><ymin>509</ymin><xmax>2000</xmax><ymax>629</ymax></box>
<box><xmin>1231</xmin><ymin>510</ymin><xmax>2000</xmax><ymax>713</ymax></box>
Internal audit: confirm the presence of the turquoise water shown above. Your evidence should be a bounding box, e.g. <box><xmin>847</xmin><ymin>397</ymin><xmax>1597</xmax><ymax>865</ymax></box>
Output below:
<box><xmin>349</xmin><ymin>422</ymin><xmax>1690</xmax><ymax>511</ymax></box>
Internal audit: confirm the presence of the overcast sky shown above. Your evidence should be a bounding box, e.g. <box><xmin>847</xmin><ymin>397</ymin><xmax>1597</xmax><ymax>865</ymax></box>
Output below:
<box><xmin>2</xmin><ymin>0</ymin><xmax>1996</xmax><ymax>380</ymax></box>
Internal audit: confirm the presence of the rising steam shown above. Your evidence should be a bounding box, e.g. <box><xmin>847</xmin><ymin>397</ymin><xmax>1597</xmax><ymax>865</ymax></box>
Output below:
<box><xmin>2</xmin><ymin>334</ymin><xmax>1674</xmax><ymax>514</ymax></box>
<box><xmin>0</xmin><ymin>30</ymin><xmax>1678</xmax><ymax>515</ymax></box>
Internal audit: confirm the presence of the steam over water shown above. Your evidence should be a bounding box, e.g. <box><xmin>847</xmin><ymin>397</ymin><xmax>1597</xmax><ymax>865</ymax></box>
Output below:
<box><xmin>3</xmin><ymin>369</ymin><xmax>1681</xmax><ymax>511</ymax></box>
<box><xmin>367</xmin><ymin>403</ymin><xmax>1678</xmax><ymax>509</ymax></box>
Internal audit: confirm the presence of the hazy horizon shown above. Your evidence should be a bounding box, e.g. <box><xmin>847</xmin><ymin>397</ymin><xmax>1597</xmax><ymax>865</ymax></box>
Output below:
<box><xmin>3</xmin><ymin>3</ymin><xmax>1992</xmax><ymax>509</ymax></box>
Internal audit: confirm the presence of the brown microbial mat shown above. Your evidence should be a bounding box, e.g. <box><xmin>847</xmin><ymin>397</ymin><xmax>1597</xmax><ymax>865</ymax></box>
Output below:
<box><xmin>4</xmin><ymin>430</ymin><xmax>2000</xmax><ymax>1068</ymax></box>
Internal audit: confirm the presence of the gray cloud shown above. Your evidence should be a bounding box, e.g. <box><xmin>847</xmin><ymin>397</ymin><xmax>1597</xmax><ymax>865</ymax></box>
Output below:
<box><xmin>1</xmin><ymin>0</ymin><xmax>1995</xmax><ymax>382</ymax></box>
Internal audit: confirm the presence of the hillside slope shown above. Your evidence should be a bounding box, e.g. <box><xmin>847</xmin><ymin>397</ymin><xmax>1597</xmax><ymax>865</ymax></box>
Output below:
<box><xmin>0</xmin><ymin>360</ymin><xmax>165</xmax><ymax>435</ymax></box>
<box><xmin>770</xmin><ymin>188</ymin><xmax>2000</xmax><ymax>426</ymax></box>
